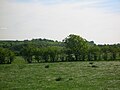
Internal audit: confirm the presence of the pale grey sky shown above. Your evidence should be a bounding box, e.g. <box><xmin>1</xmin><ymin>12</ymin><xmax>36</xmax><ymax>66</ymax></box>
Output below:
<box><xmin>0</xmin><ymin>0</ymin><xmax>120</xmax><ymax>44</ymax></box>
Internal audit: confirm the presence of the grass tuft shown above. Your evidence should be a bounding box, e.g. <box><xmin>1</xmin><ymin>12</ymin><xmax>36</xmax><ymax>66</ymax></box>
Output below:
<box><xmin>89</xmin><ymin>62</ymin><xmax>93</xmax><ymax>65</ymax></box>
<box><xmin>68</xmin><ymin>77</ymin><xmax>73</xmax><ymax>80</ymax></box>
<box><xmin>55</xmin><ymin>77</ymin><xmax>62</xmax><ymax>81</ymax></box>
<box><xmin>91</xmin><ymin>65</ymin><xmax>98</xmax><ymax>68</ymax></box>
<box><xmin>45</xmin><ymin>65</ymin><xmax>49</xmax><ymax>68</ymax></box>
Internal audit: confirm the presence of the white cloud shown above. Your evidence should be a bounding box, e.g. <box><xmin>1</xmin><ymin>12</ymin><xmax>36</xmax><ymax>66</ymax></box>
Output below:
<box><xmin>0</xmin><ymin>0</ymin><xmax>120</xmax><ymax>44</ymax></box>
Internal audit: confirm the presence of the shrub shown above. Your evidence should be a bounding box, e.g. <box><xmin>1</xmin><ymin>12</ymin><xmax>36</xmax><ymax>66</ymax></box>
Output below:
<box><xmin>45</xmin><ymin>65</ymin><xmax>49</xmax><ymax>68</ymax></box>
<box><xmin>55</xmin><ymin>77</ymin><xmax>62</xmax><ymax>81</ymax></box>
<box><xmin>69</xmin><ymin>78</ymin><xmax>73</xmax><ymax>80</ymax></box>
<box><xmin>0</xmin><ymin>48</ymin><xmax>15</xmax><ymax>64</ymax></box>
<box><xmin>89</xmin><ymin>62</ymin><xmax>93</xmax><ymax>64</ymax></box>
<box><xmin>91</xmin><ymin>65</ymin><xmax>98</xmax><ymax>68</ymax></box>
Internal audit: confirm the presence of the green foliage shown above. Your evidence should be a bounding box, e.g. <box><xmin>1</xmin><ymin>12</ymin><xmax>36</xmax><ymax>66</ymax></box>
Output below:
<box><xmin>12</xmin><ymin>56</ymin><xmax>26</xmax><ymax>64</ymax></box>
<box><xmin>63</xmin><ymin>34</ymin><xmax>88</xmax><ymax>61</ymax></box>
<box><xmin>0</xmin><ymin>48</ymin><xmax>15</xmax><ymax>64</ymax></box>
<box><xmin>0</xmin><ymin>34</ymin><xmax>120</xmax><ymax>63</ymax></box>
<box><xmin>48</xmin><ymin>46</ymin><xmax>62</xmax><ymax>62</ymax></box>
<box><xmin>20</xmin><ymin>44</ymin><xmax>35</xmax><ymax>63</ymax></box>
<box><xmin>88</xmin><ymin>45</ymin><xmax>101</xmax><ymax>61</ymax></box>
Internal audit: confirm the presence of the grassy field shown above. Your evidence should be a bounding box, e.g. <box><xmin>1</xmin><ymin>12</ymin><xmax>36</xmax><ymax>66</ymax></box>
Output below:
<box><xmin>0</xmin><ymin>58</ymin><xmax>120</xmax><ymax>90</ymax></box>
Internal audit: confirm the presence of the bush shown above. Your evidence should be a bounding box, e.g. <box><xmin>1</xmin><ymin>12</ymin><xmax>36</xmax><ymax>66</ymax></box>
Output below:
<box><xmin>0</xmin><ymin>48</ymin><xmax>15</xmax><ymax>64</ymax></box>
<box><xmin>89</xmin><ymin>62</ymin><xmax>93</xmax><ymax>64</ymax></box>
<box><xmin>45</xmin><ymin>65</ymin><xmax>49</xmax><ymax>68</ymax></box>
<box><xmin>55</xmin><ymin>77</ymin><xmax>62</xmax><ymax>81</ymax></box>
<box><xmin>68</xmin><ymin>77</ymin><xmax>73</xmax><ymax>80</ymax></box>
<box><xmin>91</xmin><ymin>65</ymin><xmax>98</xmax><ymax>68</ymax></box>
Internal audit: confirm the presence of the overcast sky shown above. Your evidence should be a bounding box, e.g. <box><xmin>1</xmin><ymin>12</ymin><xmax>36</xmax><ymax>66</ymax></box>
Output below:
<box><xmin>0</xmin><ymin>0</ymin><xmax>120</xmax><ymax>44</ymax></box>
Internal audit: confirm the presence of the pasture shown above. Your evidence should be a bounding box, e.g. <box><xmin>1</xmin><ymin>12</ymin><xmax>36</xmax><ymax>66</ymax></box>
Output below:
<box><xmin>0</xmin><ymin>58</ymin><xmax>120</xmax><ymax>90</ymax></box>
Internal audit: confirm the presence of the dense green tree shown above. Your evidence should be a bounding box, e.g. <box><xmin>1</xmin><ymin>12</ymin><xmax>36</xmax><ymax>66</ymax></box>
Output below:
<box><xmin>101</xmin><ymin>45</ymin><xmax>110</xmax><ymax>60</ymax></box>
<box><xmin>34</xmin><ymin>48</ymin><xmax>42</xmax><ymax>63</ymax></box>
<box><xmin>48</xmin><ymin>46</ymin><xmax>62</xmax><ymax>62</ymax></box>
<box><xmin>20</xmin><ymin>45</ymin><xmax>35</xmax><ymax>63</ymax></box>
<box><xmin>6</xmin><ymin>50</ymin><xmax>15</xmax><ymax>64</ymax></box>
<box><xmin>109</xmin><ymin>45</ymin><xmax>119</xmax><ymax>60</ymax></box>
<box><xmin>59</xmin><ymin>48</ymin><xmax>67</xmax><ymax>62</ymax></box>
<box><xmin>0</xmin><ymin>48</ymin><xmax>6</xmax><ymax>64</ymax></box>
<box><xmin>87</xmin><ymin>45</ymin><xmax>100</xmax><ymax>61</ymax></box>
<box><xmin>41</xmin><ymin>47</ymin><xmax>49</xmax><ymax>62</ymax></box>
<box><xmin>0</xmin><ymin>48</ymin><xmax>15</xmax><ymax>64</ymax></box>
<box><xmin>48</xmin><ymin>47</ymin><xmax>57</xmax><ymax>62</ymax></box>
<box><xmin>63</xmin><ymin>34</ymin><xmax>88</xmax><ymax>61</ymax></box>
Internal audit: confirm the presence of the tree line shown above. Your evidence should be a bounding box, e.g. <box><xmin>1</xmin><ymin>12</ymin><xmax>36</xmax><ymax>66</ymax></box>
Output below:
<box><xmin>0</xmin><ymin>34</ymin><xmax>120</xmax><ymax>64</ymax></box>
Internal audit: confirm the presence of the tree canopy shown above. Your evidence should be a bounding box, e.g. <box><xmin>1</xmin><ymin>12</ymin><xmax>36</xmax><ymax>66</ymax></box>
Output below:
<box><xmin>0</xmin><ymin>34</ymin><xmax>120</xmax><ymax>64</ymax></box>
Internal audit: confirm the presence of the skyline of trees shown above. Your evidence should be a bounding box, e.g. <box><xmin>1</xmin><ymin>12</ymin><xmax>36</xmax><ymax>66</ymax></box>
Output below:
<box><xmin>0</xmin><ymin>34</ymin><xmax>120</xmax><ymax>64</ymax></box>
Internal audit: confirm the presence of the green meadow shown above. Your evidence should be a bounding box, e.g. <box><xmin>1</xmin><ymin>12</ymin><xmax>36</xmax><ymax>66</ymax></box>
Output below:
<box><xmin>0</xmin><ymin>57</ymin><xmax>120</xmax><ymax>90</ymax></box>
